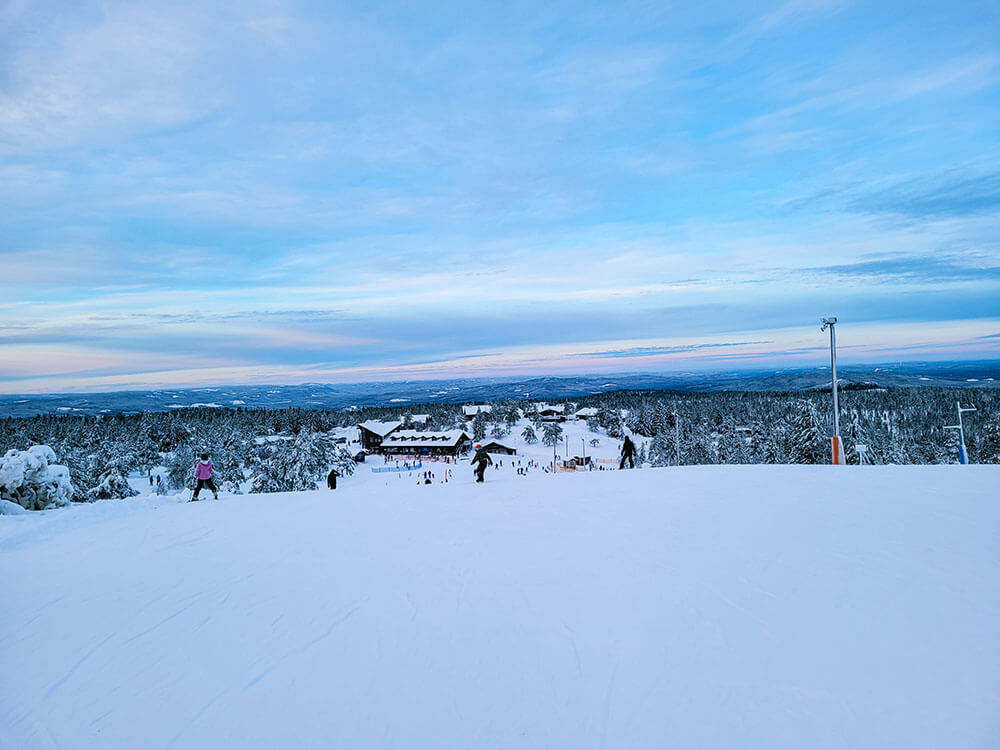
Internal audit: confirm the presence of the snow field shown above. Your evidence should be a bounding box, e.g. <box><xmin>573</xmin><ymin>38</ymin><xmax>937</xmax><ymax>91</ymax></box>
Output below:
<box><xmin>1</xmin><ymin>465</ymin><xmax>998</xmax><ymax>749</ymax></box>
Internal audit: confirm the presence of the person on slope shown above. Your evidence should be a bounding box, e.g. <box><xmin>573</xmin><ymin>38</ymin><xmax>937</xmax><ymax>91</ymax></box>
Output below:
<box><xmin>619</xmin><ymin>435</ymin><xmax>636</xmax><ymax>470</ymax></box>
<box><xmin>191</xmin><ymin>453</ymin><xmax>219</xmax><ymax>501</ymax></box>
<box><xmin>471</xmin><ymin>444</ymin><xmax>493</xmax><ymax>483</ymax></box>
<box><xmin>327</xmin><ymin>468</ymin><xmax>339</xmax><ymax>490</ymax></box>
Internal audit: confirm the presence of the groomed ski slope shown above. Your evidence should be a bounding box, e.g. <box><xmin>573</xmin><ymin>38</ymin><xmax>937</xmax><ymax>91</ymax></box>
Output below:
<box><xmin>1</xmin><ymin>465</ymin><xmax>998</xmax><ymax>749</ymax></box>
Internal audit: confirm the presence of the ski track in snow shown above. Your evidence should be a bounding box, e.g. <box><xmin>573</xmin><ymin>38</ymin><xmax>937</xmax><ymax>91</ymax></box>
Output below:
<box><xmin>1</xmin><ymin>465</ymin><xmax>998</xmax><ymax>749</ymax></box>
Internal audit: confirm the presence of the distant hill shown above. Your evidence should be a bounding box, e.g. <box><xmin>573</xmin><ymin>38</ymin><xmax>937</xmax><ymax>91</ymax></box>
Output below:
<box><xmin>1</xmin><ymin>360</ymin><xmax>997</xmax><ymax>418</ymax></box>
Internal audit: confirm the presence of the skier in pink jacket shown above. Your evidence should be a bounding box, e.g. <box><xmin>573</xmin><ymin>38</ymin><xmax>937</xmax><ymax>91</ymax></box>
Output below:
<box><xmin>191</xmin><ymin>453</ymin><xmax>218</xmax><ymax>501</ymax></box>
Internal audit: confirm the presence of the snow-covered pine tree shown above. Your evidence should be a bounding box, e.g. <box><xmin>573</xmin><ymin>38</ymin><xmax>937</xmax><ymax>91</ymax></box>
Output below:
<box><xmin>167</xmin><ymin>444</ymin><xmax>196</xmax><ymax>491</ymax></box>
<box><xmin>328</xmin><ymin>446</ymin><xmax>357</xmax><ymax>478</ymax></box>
<box><xmin>541</xmin><ymin>422</ymin><xmax>563</xmax><ymax>448</ymax></box>
<box><xmin>87</xmin><ymin>471</ymin><xmax>140</xmax><ymax>501</ymax></box>
<box><xmin>472</xmin><ymin>412</ymin><xmax>486</xmax><ymax>441</ymax></box>
<box><xmin>647</xmin><ymin>433</ymin><xmax>672</xmax><ymax>467</ymax></box>
<box><xmin>521</xmin><ymin>425</ymin><xmax>538</xmax><ymax>444</ymax></box>
<box><xmin>976</xmin><ymin>420</ymin><xmax>1000</xmax><ymax>463</ymax></box>
<box><xmin>789</xmin><ymin>401</ymin><xmax>826</xmax><ymax>464</ymax></box>
<box><xmin>249</xmin><ymin>431</ymin><xmax>349</xmax><ymax>493</ymax></box>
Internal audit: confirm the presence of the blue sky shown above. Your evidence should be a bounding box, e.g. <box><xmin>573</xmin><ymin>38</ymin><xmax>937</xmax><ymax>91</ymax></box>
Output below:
<box><xmin>1</xmin><ymin>0</ymin><xmax>998</xmax><ymax>392</ymax></box>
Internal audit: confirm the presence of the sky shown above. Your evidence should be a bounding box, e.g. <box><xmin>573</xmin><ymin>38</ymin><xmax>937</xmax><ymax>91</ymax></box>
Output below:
<box><xmin>1</xmin><ymin>0</ymin><xmax>999</xmax><ymax>393</ymax></box>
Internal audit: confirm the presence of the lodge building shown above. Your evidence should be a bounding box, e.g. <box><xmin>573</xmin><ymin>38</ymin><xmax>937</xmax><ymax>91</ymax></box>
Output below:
<box><xmin>381</xmin><ymin>430</ymin><xmax>472</xmax><ymax>457</ymax></box>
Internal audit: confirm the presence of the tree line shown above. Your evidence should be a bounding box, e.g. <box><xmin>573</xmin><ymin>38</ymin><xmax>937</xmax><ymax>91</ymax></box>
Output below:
<box><xmin>1</xmin><ymin>386</ymin><xmax>997</xmax><ymax>505</ymax></box>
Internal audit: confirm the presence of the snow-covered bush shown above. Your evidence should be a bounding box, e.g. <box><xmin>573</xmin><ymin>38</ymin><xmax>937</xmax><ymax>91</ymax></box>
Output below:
<box><xmin>86</xmin><ymin>471</ymin><xmax>140</xmax><ymax>502</ymax></box>
<box><xmin>0</xmin><ymin>445</ymin><xmax>74</xmax><ymax>511</ymax></box>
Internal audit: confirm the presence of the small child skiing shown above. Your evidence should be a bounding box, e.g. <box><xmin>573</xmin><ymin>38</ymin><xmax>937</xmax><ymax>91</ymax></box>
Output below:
<box><xmin>191</xmin><ymin>453</ymin><xmax>219</xmax><ymax>501</ymax></box>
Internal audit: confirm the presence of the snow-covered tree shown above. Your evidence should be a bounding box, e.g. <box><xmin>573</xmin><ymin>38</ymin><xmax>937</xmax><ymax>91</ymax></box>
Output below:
<box><xmin>249</xmin><ymin>431</ymin><xmax>350</xmax><ymax>494</ymax></box>
<box><xmin>521</xmin><ymin>425</ymin><xmax>538</xmax><ymax>444</ymax></box>
<box><xmin>976</xmin><ymin>420</ymin><xmax>1000</xmax><ymax>464</ymax></box>
<box><xmin>0</xmin><ymin>445</ymin><xmax>74</xmax><ymax>511</ymax></box>
<box><xmin>790</xmin><ymin>402</ymin><xmax>826</xmax><ymax>464</ymax></box>
<box><xmin>647</xmin><ymin>433</ymin><xmax>673</xmax><ymax>467</ymax></box>
<box><xmin>541</xmin><ymin>422</ymin><xmax>563</xmax><ymax>448</ymax></box>
<box><xmin>328</xmin><ymin>446</ymin><xmax>358</xmax><ymax>478</ymax></box>
<box><xmin>167</xmin><ymin>445</ymin><xmax>196</xmax><ymax>491</ymax></box>
<box><xmin>87</xmin><ymin>471</ymin><xmax>140</xmax><ymax>501</ymax></box>
<box><xmin>472</xmin><ymin>412</ymin><xmax>486</xmax><ymax>441</ymax></box>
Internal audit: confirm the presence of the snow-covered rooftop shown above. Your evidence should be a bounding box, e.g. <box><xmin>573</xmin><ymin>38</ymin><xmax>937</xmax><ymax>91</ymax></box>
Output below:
<box><xmin>462</xmin><ymin>405</ymin><xmax>492</xmax><ymax>417</ymax></box>
<box><xmin>534</xmin><ymin>403</ymin><xmax>565</xmax><ymax>413</ymax></box>
<box><xmin>357</xmin><ymin>420</ymin><xmax>403</xmax><ymax>437</ymax></box>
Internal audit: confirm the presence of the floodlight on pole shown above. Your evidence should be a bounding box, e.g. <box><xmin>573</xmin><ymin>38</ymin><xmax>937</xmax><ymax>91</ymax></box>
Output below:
<box><xmin>821</xmin><ymin>317</ymin><xmax>845</xmax><ymax>464</ymax></box>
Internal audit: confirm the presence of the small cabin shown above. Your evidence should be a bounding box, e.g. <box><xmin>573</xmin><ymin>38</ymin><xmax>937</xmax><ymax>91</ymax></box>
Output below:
<box><xmin>480</xmin><ymin>440</ymin><xmax>517</xmax><ymax>455</ymax></box>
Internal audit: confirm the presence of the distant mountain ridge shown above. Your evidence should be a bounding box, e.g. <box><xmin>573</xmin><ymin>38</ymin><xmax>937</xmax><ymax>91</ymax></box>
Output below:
<box><xmin>1</xmin><ymin>361</ymin><xmax>997</xmax><ymax>418</ymax></box>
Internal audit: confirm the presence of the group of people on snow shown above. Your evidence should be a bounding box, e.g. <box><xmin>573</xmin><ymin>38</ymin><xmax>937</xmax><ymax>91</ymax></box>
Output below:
<box><xmin>186</xmin><ymin>435</ymin><xmax>640</xmax><ymax>500</ymax></box>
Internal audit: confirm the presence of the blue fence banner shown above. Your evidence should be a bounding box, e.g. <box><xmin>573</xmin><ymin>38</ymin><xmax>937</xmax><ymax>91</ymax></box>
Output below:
<box><xmin>372</xmin><ymin>462</ymin><xmax>423</xmax><ymax>474</ymax></box>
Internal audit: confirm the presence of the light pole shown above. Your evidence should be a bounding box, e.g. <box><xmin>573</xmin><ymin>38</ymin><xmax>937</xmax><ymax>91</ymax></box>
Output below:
<box><xmin>944</xmin><ymin>401</ymin><xmax>977</xmax><ymax>464</ymax></box>
<box><xmin>821</xmin><ymin>317</ymin><xmax>845</xmax><ymax>464</ymax></box>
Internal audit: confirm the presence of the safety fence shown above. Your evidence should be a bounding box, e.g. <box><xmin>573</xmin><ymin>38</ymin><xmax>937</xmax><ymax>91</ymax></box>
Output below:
<box><xmin>371</xmin><ymin>462</ymin><xmax>423</xmax><ymax>474</ymax></box>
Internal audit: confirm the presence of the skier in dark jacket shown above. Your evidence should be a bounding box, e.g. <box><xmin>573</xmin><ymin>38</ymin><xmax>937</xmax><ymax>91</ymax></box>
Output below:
<box><xmin>471</xmin><ymin>444</ymin><xmax>493</xmax><ymax>483</ymax></box>
<box><xmin>619</xmin><ymin>435</ymin><xmax>636</xmax><ymax>469</ymax></box>
<box><xmin>327</xmin><ymin>468</ymin><xmax>339</xmax><ymax>490</ymax></box>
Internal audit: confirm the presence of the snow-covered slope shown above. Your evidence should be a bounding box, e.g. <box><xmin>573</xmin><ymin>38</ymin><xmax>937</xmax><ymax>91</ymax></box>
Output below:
<box><xmin>2</xmin><ymin>466</ymin><xmax>997</xmax><ymax>749</ymax></box>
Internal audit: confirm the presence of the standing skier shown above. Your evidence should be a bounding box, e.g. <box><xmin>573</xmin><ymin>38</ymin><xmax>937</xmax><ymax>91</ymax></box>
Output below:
<box><xmin>327</xmin><ymin>468</ymin><xmax>339</xmax><ymax>490</ymax></box>
<box><xmin>191</xmin><ymin>453</ymin><xmax>219</xmax><ymax>500</ymax></box>
<box><xmin>619</xmin><ymin>435</ymin><xmax>636</xmax><ymax>469</ymax></box>
<box><xmin>471</xmin><ymin>444</ymin><xmax>493</xmax><ymax>483</ymax></box>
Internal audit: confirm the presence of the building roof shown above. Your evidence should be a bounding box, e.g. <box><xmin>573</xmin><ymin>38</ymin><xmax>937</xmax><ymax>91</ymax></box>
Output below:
<box><xmin>358</xmin><ymin>420</ymin><xmax>403</xmax><ymax>437</ymax></box>
<box><xmin>382</xmin><ymin>430</ymin><xmax>470</xmax><ymax>449</ymax></box>
<box><xmin>407</xmin><ymin>414</ymin><xmax>431</xmax><ymax>424</ymax></box>
<box><xmin>480</xmin><ymin>440</ymin><xmax>516</xmax><ymax>452</ymax></box>
<box><xmin>575</xmin><ymin>407</ymin><xmax>598</xmax><ymax>417</ymax></box>
<box><xmin>462</xmin><ymin>405</ymin><xmax>492</xmax><ymax>417</ymax></box>
<box><xmin>534</xmin><ymin>403</ymin><xmax>566</xmax><ymax>413</ymax></box>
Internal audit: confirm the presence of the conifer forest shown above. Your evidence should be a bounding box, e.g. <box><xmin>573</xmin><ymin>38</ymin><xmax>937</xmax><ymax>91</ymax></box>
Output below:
<box><xmin>2</xmin><ymin>386</ymin><xmax>997</xmax><ymax>504</ymax></box>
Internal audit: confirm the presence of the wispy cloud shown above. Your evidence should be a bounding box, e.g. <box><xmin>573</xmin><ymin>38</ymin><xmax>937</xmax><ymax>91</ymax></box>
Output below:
<box><xmin>571</xmin><ymin>341</ymin><xmax>773</xmax><ymax>358</ymax></box>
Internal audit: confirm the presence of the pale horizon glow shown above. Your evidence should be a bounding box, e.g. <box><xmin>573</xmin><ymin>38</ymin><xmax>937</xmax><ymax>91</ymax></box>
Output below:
<box><xmin>1</xmin><ymin>1</ymin><xmax>999</xmax><ymax>393</ymax></box>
